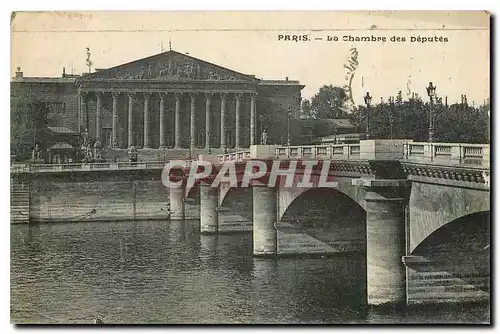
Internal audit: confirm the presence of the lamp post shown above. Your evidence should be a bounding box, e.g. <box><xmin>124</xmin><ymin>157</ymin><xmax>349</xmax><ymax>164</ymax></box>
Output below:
<box><xmin>208</xmin><ymin>130</ymin><xmax>212</xmax><ymax>155</ymax></box>
<box><xmin>389</xmin><ymin>96</ymin><xmax>395</xmax><ymax>140</ymax></box>
<box><xmin>426</xmin><ymin>82</ymin><xmax>436</xmax><ymax>142</ymax></box>
<box><xmin>224</xmin><ymin>130</ymin><xmax>229</xmax><ymax>154</ymax></box>
<box><xmin>364</xmin><ymin>92</ymin><xmax>372</xmax><ymax>139</ymax></box>
<box><xmin>287</xmin><ymin>107</ymin><xmax>292</xmax><ymax>146</ymax></box>
<box><xmin>259</xmin><ymin>115</ymin><xmax>264</xmax><ymax>143</ymax></box>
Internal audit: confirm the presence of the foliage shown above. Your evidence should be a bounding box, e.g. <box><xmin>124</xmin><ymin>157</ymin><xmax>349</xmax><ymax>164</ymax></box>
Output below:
<box><xmin>301</xmin><ymin>85</ymin><xmax>349</xmax><ymax>119</ymax></box>
<box><xmin>349</xmin><ymin>98</ymin><xmax>490</xmax><ymax>143</ymax></box>
<box><xmin>300</xmin><ymin>99</ymin><xmax>313</xmax><ymax>119</ymax></box>
<box><xmin>11</xmin><ymin>101</ymin><xmax>54</xmax><ymax>159</ymax></box>
<box><xmin>258</xmin><ymin>99</ymin><xmax>301</xmax><ymax>145</ymax></box>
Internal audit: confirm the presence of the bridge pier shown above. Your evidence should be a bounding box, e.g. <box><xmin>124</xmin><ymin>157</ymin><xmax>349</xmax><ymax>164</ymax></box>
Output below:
<box><xmin>200</xmin><ymin>182</ymin><xmax>219</xmax><ymax>234</ymax></box>
<box><xmin>169</xmin><ymin>184</ymin><xmax>185</xmax><ymax>220</ymax></box>
<box><xmin>253</xmin><ymin>184</ymin><xmax>277</xmax><ymax>256</ymax></box>
<box><xmin>353</xmin><ymin>178</ymin><xmax>410</xmax><ymax>306</ymax></box>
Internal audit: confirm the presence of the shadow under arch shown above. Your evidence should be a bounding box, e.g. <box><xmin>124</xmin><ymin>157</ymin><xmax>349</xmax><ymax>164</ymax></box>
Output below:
<box><xmin>281</xmin><ymin>186</ymin><xmax>365</xmax><ymax>222</ymax></box>
<box><xmin>411</xmin><ymin>210</ymin><xmax>490</xmax><ymax>293</ymax></box>
<box><xmin>218</xmin><ymin>186</ymin><xmax>253</xmax><ymax>221</ymax></box>
<box><xmin>280</xmin><ymin>187</ymin><xmax>367</xmax><ymax>253</ymax></box>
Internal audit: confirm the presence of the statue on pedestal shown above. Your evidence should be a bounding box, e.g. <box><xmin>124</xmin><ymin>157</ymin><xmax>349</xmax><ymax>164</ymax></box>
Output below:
<box><xmin>128</xmin><ymin>146</ymin><xmax>138</xmax><ymax>163</ymax></box>
<box><xmin>261</xmin><ymin>130</ymin><xmax>268</xmax><ymax>145</ymax></box>
<box><xmin>32</xmin><ymin>144</ymin><xmax>42</xmax><ymax>163</ymax></box>
<box><xmin>93</xmin><ymin>140</ymin><xmax>103</xmax><ymax>162</ymax></box>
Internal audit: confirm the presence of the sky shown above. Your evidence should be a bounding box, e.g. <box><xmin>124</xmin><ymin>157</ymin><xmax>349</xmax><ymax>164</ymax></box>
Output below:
<box><xmin>10</xmin><ymin>11</ymin><xmax>490</xmax><ymax>105</ymax></box>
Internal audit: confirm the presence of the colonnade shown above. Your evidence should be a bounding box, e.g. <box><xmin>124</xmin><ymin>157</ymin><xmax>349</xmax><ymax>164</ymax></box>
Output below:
<box><xmin>79</xmin><ymin>90</ymin><xmax>258</xmax><ymax>149</ymax></box>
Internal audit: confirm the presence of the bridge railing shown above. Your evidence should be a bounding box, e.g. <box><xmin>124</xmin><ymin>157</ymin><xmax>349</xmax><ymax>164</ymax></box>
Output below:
<box><xmin>216</xmin><ymin>144</ymin><xmax>363</xmax><ymax>161</ymax></box>
<box><xmin>217</xmin><ymin>149</ymin><xmax>252</xmax><ymax>163</ymax></box>
<box><xmin>10</xmin><ymin>161</ymin><xmax>169</xmax><ymax>173</ymax></box>
<box><xmin>274</xmin><ymin>144</ymin><xmax>362</xmax><ymax>160</ymax></box>
<box><xmin>403</xmin><ymin>142</ymin><xmax>490</xmax><ymax>166</ymax></box>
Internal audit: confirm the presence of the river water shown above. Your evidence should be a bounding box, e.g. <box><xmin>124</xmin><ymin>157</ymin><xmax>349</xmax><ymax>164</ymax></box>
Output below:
<box><xmin>11</xmin><ymin>220</ymin><xmax>489</xmax><ymax>324</ymax></box>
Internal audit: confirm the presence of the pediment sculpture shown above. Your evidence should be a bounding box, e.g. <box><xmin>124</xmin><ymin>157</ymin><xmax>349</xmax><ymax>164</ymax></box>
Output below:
<box><xmin>114</xmin><ymin>59</ymin><xmax>238</xmax><ymax>81</ymax></box>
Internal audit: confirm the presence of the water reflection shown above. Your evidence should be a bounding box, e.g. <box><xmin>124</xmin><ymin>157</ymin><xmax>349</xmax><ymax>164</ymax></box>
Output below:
<box><xmin>10</xmin><ymin>220</ymin><xmax>489</xmax><ymax>324</ymax></box>
<box><xmin>199</xmin><ymin>234</ymin><xmax>218</xmax><ymax>262</ymax></box>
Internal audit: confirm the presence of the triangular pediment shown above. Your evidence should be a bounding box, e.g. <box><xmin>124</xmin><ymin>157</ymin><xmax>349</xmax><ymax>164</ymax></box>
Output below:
<box><xmin>82</xmin><ymin>50</ymin><xmax>257</xmax><ymax>82</ymax></box>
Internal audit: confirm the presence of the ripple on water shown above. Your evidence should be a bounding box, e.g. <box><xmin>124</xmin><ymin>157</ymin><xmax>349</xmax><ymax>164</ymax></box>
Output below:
<box><xmin>11</xmin><ymin>221</ymin><xmax>490</xmax><ymax>324</ymax></box>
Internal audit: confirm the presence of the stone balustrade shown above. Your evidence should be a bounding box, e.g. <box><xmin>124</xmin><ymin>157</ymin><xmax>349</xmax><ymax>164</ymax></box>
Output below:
<box><xmin>11</xmin><ymin>161</ymin><xmax>169</xmax><ymax>173</ymax></box>
<box><xmin>11</xmin><ymin>140</ymin><xmax>490</xmax><ymax>174</ymax></box>
<box><xmin>217</xmin><ymin>139</ymin><xmax>408</xmax><ymax>161</ymax></box>
<box><xmin>403</xmin><ymin>142</ymin><xmax>490</xmax><ymax>167</ymax></box>
<box><xmin>215</xmin><ymin>140</ymin><xmax>490</xmax><ymax>168</ymax></box>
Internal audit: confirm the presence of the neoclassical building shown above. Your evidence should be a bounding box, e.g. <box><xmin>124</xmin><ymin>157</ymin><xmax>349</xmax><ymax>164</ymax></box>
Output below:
<box><xmin>12</xmin><ymin>50</ymin><xmax>304</xmax><ymax>154</ymax></box>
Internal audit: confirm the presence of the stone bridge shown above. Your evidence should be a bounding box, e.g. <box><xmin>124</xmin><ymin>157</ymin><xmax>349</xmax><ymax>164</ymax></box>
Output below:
<box><xmin>11</xmin><ymin>139</ymin><xmax>490</xmax><ymax>306</ymax></box>
<box><xmin>170</xmin><ymin>140</ymin><xmax>490</xmax><ymax>306</ymax></box>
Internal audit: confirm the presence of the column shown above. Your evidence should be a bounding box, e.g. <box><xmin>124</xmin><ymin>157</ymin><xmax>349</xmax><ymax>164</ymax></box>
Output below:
<box><xmin>235</xmin><ymin>93</ymin><xmax>242</xmax><ymax>148</ymax></box>
<box><xmin>95</xmin><ymin>92</ymin><xmax>102</xmax><ymax>141</ymax></box>
<box><xmin>250</xmin><ymin>93</ymin><xmax>257</xmax><ymax>146</ymax></box>
<box><xmin>127</xmin><ymin>92</ymin><xmax>135</xmax><ymax>147</ymax></box>
<box><xmin>169</xmin><ymin>183</ymin><xmax>185</xmax><ymax>220</ymax></box>
<box><xmin>111</xmin><ymin>92</ymin><xmax>119</xmax><ymax>148</ymax></box>
<box><xmin>205</xmin><ymin>93</ymin><xmax>212</xmax><ymax>149</ymax></box>
<box><xmin>253</xmin><ymin>184</ymin><xmax>277</xmax><ymax>256</ymax></box>
<box><xmin>220</xmin><ymin>93</ymin><xmax>227</xmax><ymax>149</ymax></box>
<box><xmin>190</xmin><ymin>93</ymin><xmax>196</xmax><ymax>149</ymax></box>
<box><xmin>174</xmin><ymin>93</ymin><xmax>181</xmax><ymax>149</ymax></box>
<box><xmin>352</xmin><ymin>177</ymin><xmax>410</xmax><ymax>306</ymax></box>
<box><xmin>79</xmin><ymin>90</ymin><xmax>88</xmax><ymax>132</ymax></box>
<box><xmin>142</xmin><ymin>92</ymin><xmax>151</xmax><ymax>148</ymax></box>
<box><xmin>159</xmin><ymin>92</ymin><xmax>166</xmax><ymax>148</ymax></box>
<box><xmin>200</xmin><ymin>182</ymin><xmax>219</xmax><ymax>234</ymax></box>
<box><xmin>84</xmin><ymin>93</ymin><xmax>89</xmax><ymax>131</ymax></box>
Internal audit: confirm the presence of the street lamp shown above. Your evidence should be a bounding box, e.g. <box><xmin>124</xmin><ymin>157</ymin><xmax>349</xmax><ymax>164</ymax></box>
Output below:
<box><xmin>388</xmin><ymin>96</ymin><xmax>395</xmax><ymax>140</ymax></box>
<box><xmin>287</xmin><ymin>107</ymin><xmax>292</xmax><ymax>146</ymax></box>
<box><xmin>224</xmin><ymin>130</ymin><xmax>229</xmax><ymax>154</ymax></box>
<box><xmin>259</xmin><ymin>115</ymin><xmax>264</xmax><ymax>143</ymax></box>
<box><xmin>208</xmin><ymin>130</ymin><xmax>212</xmax><ymax>155</ymax></box>
<box><xmin>426</xmin><ymin>82</ymin><xmax>436</xmax><ymax>142</ymax></box>
<box><xmin>364</xmin><ymin>92</ymin><xmax>372</xmax><ymax>139</ymax></box>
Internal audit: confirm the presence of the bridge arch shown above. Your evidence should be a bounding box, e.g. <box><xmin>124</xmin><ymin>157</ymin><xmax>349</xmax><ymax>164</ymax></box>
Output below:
<box><xmin>218</xmin><ymin>186</ymin><xmax>253</xmax><ymax>220</ymax></box>
<box><xmin>409</xmin><ymin>211</ymin><xmax>490</xmax><ymax>298</ymax></box>
<box><xmin>278</xmin><ymin>187</ymin><xmax>367</xmax><ymax>253</ymax></box>
<box><xmin>412</xmin><ymin>211</ymin><xmax>490</xmax><ymax>256</ymax></box>
<box><xmin>277</xmin><ymin>178</ymin><xmax>364</xmax><ymax>221</ymax></box>
<box><xmin>408</xmin><ymin>182</ymin><xmax>490</xmax><ymax>254</ymax></box>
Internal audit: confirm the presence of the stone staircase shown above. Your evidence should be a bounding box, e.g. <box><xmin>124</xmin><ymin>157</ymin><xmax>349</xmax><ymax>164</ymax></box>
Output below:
<box><xmin>10</xmin><ymin>178</ymin><xmax>30</xmax><ymax>223</ymax></box>
<box><xmin>407</xmin><ymin>270</ymin><xmax>490</xmax><ymax>304</ymax></box>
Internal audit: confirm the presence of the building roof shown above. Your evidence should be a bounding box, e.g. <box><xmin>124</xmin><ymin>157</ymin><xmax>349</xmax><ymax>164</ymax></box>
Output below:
<box><xmin>300</xmin><ymin>118</ymin><xmax>355</xmax><ymax>129</ymax></box>
<box><xmin>77</xmin><ymin>50</ymin><xmax>259</xmax><ymax>82</ymax></box>
<box><xmin>47</xmin><ymin>126</ymin><xmax>78</xmax><ymax>134</ymax></box>
<box><xmin>319</xmin><ymin>133</ymin><xmax>362</xmax><ymax>140</ymax></box>
<box><xmin>49</xmin><ymin>142</ymin><xmax>74</xmax><ymax>150</ymax></box>
<box><xmin>11</xmin><ymin>77</ymin><xmax>77</xmax><ymax>83</ymax></box>
<box><xmin>325</xmin><ymin>119</ymin><xmax>355</xmax><ymax>128</ymax></box>
<box><xmin>259</xmin><ymin>79</ymin><xmax>302</xmax><ymax>86</ymax></box>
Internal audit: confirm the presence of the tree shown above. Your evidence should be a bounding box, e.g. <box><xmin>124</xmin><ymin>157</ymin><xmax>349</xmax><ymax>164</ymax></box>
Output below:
<box><xmin>11</xmin><ymin>101</ymin><xmax>53</xmax><ymax>160</ymax></box>
<box><xmin>303</xmin><ymin>85</ymin><xmax>349</xmax><ymax>119</ymax></box>
<box><xmin>435</xmin><ymin>103</ymin><xmax>490</xmax><ymax>144</ymax></box>
<box><xmin>300</xmin><ymin>99</ymin><xmax>313</xmax><ymax>119</ymax></box>
<box><xmin>349</xmin><ymin>96</ymin><xmax>490</xmax><ymax>143</ymax></box>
